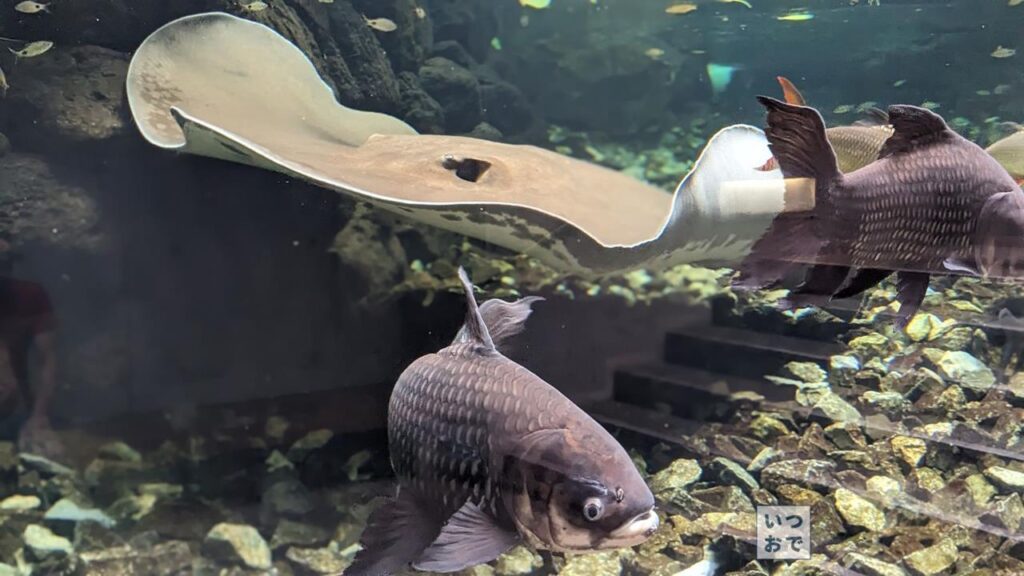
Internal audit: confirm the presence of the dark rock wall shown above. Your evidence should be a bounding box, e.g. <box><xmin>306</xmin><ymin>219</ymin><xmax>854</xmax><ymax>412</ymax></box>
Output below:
<box><xmin>0</xmin><ymin>0</ymin><xmax>542</xmax><ymax>426</ymax></box>
<box><xmin>9</xmin><ymin>138</ymin><xmax>410</xmax><ymax>423</ymax></box>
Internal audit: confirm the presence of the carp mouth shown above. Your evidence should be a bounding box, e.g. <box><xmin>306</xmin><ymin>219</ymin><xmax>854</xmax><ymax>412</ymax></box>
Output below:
<box><xmin>605</xmin><ymin>508</ymin><xmax>660</xmax><ymax>545</ymax></box>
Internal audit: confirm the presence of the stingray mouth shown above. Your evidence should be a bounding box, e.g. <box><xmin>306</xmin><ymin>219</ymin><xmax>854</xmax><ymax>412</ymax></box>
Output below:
<box><xmin>602</xmin><ymin>508</ymin><xmax>660</xmax><ymax>547</ymax></box>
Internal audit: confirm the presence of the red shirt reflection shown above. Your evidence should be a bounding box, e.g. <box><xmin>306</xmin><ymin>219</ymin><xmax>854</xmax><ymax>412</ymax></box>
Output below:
<box><xmin>0</xmin><ymin>277</ymin><xmax>56</xmax><ymax>417</ymax></box>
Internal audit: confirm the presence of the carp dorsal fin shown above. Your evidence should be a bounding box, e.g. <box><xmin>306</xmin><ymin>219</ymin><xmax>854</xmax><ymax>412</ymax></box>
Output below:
<box><xmin>878</xmin><ymin>105</ymin><xmax>952</xmax><ymax>158</ymax></box>
<box><xmin>776</xmin><ymin>76</ymin><xmax>807</xmax><ymax>106</ymax></box>
<box><xmin>457</xmin><ymin>267</ymin><xmax>496</xmax><ymax>353</ymax></box>
<box><xmin>454</xmin><ymin>296</ymin><xmax>544</xmax><ymax>352</ymax></box>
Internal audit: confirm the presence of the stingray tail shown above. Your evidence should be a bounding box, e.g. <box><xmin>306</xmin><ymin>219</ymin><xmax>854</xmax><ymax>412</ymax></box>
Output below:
<box><xmin>733</xmin><ymin>96</ymin><xmax>841</xmax><ymax>290</ymax></box>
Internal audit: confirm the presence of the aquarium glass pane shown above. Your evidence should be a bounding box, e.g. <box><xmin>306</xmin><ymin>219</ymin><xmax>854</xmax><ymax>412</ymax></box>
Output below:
<box><xmin>0</xmin><ymin>1</ymin><xmax>1022</xmax><ymax>574</ymax></box>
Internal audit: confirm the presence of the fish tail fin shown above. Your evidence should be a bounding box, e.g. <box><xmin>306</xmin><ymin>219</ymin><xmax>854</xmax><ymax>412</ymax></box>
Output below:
<box><xmin>472</xmin><ymin>296</ymin><xmax>544</xmax><ymax>352</ymax></box>
<box><xmin>756</xmin><ymin>95</ymin><xmax>841</xmax><ymax>195</ymax></box>
<box><xmin>776</xmin><ymin>76</ymin><xmax>807</xmax><ymax>106</ymax></box>
<box><xmin>345</xmin><ymin>491</ymin><xmax>442</xmax><ymax>576</ymax></box>
<box><xmin>456</xmin><ymin>267</ymin><xmax>496</xmax><ymax>352</ymax></box>
<box><xmin>733</xmin><ymin>97</ymin><xmax>840</xmax><ymax>291</ymax></box>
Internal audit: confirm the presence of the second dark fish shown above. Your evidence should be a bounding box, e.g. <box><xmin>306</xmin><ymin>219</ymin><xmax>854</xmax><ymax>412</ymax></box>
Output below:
<box><xmin>735</xmin><ymin>96</ymin><xmax>1024</xmax><ymax>325</ymax></box>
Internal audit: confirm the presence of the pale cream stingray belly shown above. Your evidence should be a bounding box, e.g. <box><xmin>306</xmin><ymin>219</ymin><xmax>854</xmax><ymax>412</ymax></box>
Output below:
<box><xmin>127</xmin><ymin>12</ymin><xmax>812</xmax><ymax>275</ymax></box>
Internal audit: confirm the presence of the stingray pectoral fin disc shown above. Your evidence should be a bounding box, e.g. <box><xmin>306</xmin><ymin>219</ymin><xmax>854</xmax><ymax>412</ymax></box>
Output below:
<box><xmin>125</xmin><ymin>11</ymin><xmax>416</xmax><ymax>152</ymax></box>
<box><xmin>124</xmin><ymin>12</ymin><xmax>798</xmax><ymax>275</ymax></box>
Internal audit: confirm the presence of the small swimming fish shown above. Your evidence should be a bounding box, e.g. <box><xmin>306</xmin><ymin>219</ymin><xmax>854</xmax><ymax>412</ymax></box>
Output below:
<box><xmin>735</xmin><ymin>97</ymin><xmax>1024</xmax><ymax>326</ymax></box>
<box><xmin>346</xmin><ymin>269</ymin><xmax>657</xmax><ymax>576</ymax></box>
<box><xmin>706</xmin><ymin>63</ymin><xmax>737</xmax><ymax>96</ymax></box>
<box><xmin>716</xmin><ymin>0</ymin><xmax>752</xmax><ymax>8</ymax></box>
<box><xmin>490</xmin><ymin>37</ymin><xmax>502</xmax><ymax>51</ymax></box>
<box><xmin>921</xmin><ymin>101</ymin><xmax>940</xmax><ymax>110</ymax></box>
<box><xmin>364</xmin><ymin>16</ymin><xmax>398</xmax><ymax>32</ymax></box>
<box><xmin>9</xmin><ymin>40</ymin><xmax>53</xmax><ymax>58</ymax></box>
<box><xmin>318</xmin><ymin>0</ymin><xmax>334</xmax><ymax>3</ymax></box>
<box><xmin>777</xmin><ymin>12</ymin><xmax>814</xmax><ymax>21</ymax></box>
<box><xmin>645</xmin><ymin>47</ymin><xmax>665</xmax><ymax>60</ymax></box>
<box><xmin>977</xmin><ymin>90</ymin><xmax>992</xmax><ymax>96</ymax></box>
<box><xmin>414</xmin><ymin>6</ymin><xmax>426</xmax><ymax>19</ymax></box>
<box><xmin>665</xmin><ymin>3</ymin><xmax>698</xmax><ymax>14</ymax></box>
<box><xmin>855</xmin><ymin>101</ymin><xmax>877</xmax><ymax>113</ymax></box>
<box><xmin>833</xmin><ymin>105</ymin><xmax>853</xmax><ymax>114</ymax></box>
<box><xmin>1011</xmin><ymin>0</ymin><xmax>1023</xmax><ymax>6</ymax></box>
<box><xmin>893</xmin><ymin>79</ymin><xmax>907</xmax><ymax>88</ymax></box>
<box><xmin>994</xmin><ymin>84</ymin><xmax>1011</xmax><ymax>95</ymax></box>
<box><xmin>519</xmin><ymin>0</ymin><xmax>552</xmax><ymax>9</ymax></box>
<box><xmin>240</xmin><ymin>1</ymin><xmax>267</xmax><ymax>12</ymax></box>
<box><xmin>14</xmin><ymin>1</ymin><xmax>48</xmax><ymax>14</ymax></box>
<box><xmin>991</xmin><ymin>46</ymin><xmax>1016</xmax><ymax>58</ymax></box>
<box><xmin>0</xmin><ymin>65</ymin><xmax>7</xmax><ymax>98</ymax></box>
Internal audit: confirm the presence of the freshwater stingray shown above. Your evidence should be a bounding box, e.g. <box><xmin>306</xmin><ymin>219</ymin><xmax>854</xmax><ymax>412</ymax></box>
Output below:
<box><xmin>126</xmin><ymin>12</ymin><xmax>814</xmax><ymax>277</ymax></box>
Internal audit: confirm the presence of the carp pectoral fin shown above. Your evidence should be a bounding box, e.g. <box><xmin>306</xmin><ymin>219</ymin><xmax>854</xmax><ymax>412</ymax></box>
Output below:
<box><xmin>895</xmin><ymin>271</ymin><xmax>930</xmax><ymax>328</ymax></box>
<box><xmin>413</xmin><ymin>500</ymin><xmax>520</xmax><ymax>573</ymax></box>
<box><xmin>832</xmin><ymin>268</ymin><xmax>891</xmax><ymax>300</ymax></box>
<box><xmin>345</xmin><ymin>490</ymin><xmax>442</xmax><ymax>576</ymax></box>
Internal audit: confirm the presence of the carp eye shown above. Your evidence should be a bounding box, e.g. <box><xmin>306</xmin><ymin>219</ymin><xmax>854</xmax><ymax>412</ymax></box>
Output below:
<box><xmin>582</xmin><ymin>498</ymin><xmax>604</xmax><ymax>522</ymax></box>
